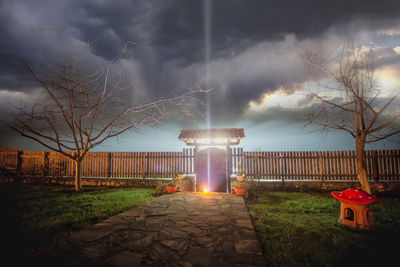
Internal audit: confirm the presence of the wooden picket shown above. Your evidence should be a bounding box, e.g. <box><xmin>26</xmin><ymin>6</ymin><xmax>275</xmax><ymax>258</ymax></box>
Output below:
<box><xmin>20</xmin><ymin>151</ymin><xmax>44</xmax><ymax>176</ymax></box>
<box><xmin>0</xmin><ymin>147</ymin><xmax>19</xmax><ymax>172</ymax></box>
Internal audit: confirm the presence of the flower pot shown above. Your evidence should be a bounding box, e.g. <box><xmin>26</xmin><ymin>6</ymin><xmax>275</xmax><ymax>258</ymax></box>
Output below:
<box><xmin>166</xmin><ymin>185</ymin><xmax>177</xmax><ymax>193</ymax></box>
<box><xmin>234</xmin><ymin>187</ymin><xmax>247</xmax><ymax>196</ymax></box>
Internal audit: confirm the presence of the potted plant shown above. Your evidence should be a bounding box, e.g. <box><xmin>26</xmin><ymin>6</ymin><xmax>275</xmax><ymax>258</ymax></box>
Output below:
<box><xmin>233</xmin><ymin>176</ymin><xmax>248</xmax><ymax>196</ymax></box>
<box><xmin>165</xmin><ymin>182</ymin><xmax>178</xmax><ymax>193</ymax></box>
<box><xmin>236</xmin><ymin>162</ymin><xmax>244</xmax><ymax>182</ymax></box>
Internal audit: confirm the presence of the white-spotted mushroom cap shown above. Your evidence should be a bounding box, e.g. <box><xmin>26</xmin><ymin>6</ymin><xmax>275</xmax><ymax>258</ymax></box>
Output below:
<box><xmin>331</xmin><ymin>188</ymin><xmax>382</xmax><ymax>204</ymax></box>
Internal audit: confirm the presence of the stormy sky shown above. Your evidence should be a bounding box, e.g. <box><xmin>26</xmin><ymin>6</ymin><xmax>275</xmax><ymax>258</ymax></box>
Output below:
<box><xmin>0</xmin><ymin>0</ymin><xmax>399</xmax><ymax>151</ymax></box>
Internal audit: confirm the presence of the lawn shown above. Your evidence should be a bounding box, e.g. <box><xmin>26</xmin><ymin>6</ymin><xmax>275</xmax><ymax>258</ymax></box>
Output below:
<box><xmin>249</xmin><ymin>191</ymin><xmax>400</xmax><ymax>267</ymax></box>
<box><xmin>0</xmin><ymin>183</ymin><xmax>154</xmax><ymax>259</ymax></box>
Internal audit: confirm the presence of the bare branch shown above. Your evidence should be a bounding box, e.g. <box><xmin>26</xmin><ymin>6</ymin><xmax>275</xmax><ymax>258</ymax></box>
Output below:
<box><xmin>366</xmin><ymin>95</ymin><xmax>397</xmax><ymax>131</ymax></box>
<box><xmin>368</xmin><ymin>116</ymin><xmax>398</xmax><ymax>135</ymax></box>
<box><xmin>366</xmin><ymin>130</ymin><xmax>400</xmax><ymax>143</ymax></box>
<box><xmin>307</xmin><ymin>90</ymin><xmax>356</xmax><ymax>113</ymax></box>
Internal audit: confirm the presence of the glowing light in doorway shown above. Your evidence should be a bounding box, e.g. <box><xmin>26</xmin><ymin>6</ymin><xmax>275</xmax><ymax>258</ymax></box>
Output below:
<box><xmin>204</xmin><ymin>0</ymin><xmax>212</xmax><ymax>192</ymax></box>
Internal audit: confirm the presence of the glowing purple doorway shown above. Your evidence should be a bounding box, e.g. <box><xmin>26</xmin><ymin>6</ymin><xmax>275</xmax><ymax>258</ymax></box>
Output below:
<box><xmin>195</xmin><ymin>148</ymin><xmax>226</xmax><ymax>192</ymax></box>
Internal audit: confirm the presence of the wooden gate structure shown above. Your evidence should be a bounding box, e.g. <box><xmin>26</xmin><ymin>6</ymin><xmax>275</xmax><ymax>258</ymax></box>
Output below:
<box><xmin>179</xmin><ymin>128</ymin><xmax>246</xmax><ymax>192</ymax></box>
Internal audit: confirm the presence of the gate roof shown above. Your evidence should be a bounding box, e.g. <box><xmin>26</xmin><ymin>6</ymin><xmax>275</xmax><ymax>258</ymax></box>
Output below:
<box><xmin>179</xmin><ymin>128</ymin><xmax>245</xmax><ymax>146</ymax></box>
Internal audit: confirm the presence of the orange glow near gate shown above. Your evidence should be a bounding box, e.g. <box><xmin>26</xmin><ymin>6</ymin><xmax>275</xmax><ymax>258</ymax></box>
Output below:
<box><xmin>204</xmin><ymin>188</ymin><xmax>209</xmax><ymax>194</ymax></box>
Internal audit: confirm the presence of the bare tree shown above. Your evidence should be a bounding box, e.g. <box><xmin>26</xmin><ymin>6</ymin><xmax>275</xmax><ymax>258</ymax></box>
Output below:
<box><xmin>301</xmin><ymin>43</ymin><xmax>399</xmax><ymax>194</ymax></box>
<box><xmin>5</xmin><ymin>50</ymin><xmax>206</xmax><ymax>192</ymax></box>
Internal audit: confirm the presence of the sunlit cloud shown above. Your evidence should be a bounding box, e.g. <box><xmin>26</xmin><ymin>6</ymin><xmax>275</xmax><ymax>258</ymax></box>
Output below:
<box><xmin>375</xmin><ymin>67</ymin><xmax>400</xmax><ymax>97</ymax></box>
<box><xmin>247</xmin><ymin>88</ymin><xmax>310</xmax><ymax>112</ymax></box>
<box><xmin>0</xmin><ymin>88</ymin><xmax>45</xmax><ymax>120</ymax></box>
<box><xmin>0</xmin><ymin>89</ymin><xmax>41</xmax><ymax>105</ymax></box>
<box><xmin>377</xmin><ymin>26</ymin><xmax>400</xmax><ymax>36</ymax></box>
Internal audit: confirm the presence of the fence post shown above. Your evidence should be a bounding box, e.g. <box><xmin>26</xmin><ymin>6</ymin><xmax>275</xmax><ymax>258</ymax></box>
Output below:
<box><xmin>16</xmin><ymin>148</ymin><xmax>21</xmax><ymax>177</ymax></box>
<box><xmin>373</xmin><ymin>150</ymin><xmax>379</xmax><ymax>182</ymax></box>
<box><xmin>281</xmin><ymin>153</ymin><xmax>285</xmax><ymax>183</ymax></box>
<box><xmin>142</xmin><ymin>152</ymin><xmax>146</xmax><ymax>179</ymax></box>
<box><xmin>226</xmin><ymin>144</ymin><xmax>232</xmax><ymax>192</ymax></box>
<box><xmin>106</xmin><ymin>152</ymin><xmax>112</xmax><ymax>179</ymax></box>
<box><xmin>319</xmin><ymin>152</ymin><xmax>324</xmax><ymax>182</ymax></box>
<box><xmin>43</xmin><ymin>151</ymin><xmax>49</xmax><ymax>177</ymax></box>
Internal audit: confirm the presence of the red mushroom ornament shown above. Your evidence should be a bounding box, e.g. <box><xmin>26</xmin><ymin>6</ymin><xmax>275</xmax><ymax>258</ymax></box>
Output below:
<box><xmin>331</xmin><ymin>188</ymin><xmax>381</xmax><ymax>230</ymax></box>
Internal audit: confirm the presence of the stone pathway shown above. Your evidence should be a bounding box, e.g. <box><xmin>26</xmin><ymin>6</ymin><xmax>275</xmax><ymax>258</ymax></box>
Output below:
<box><xmin>41</xmin><ymin>192</ymin><xmax>265</xmax><ymax>266</ymax></box>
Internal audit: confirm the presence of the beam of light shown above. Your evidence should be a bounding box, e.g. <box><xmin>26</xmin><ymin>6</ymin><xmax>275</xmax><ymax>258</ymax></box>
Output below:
<box><xmin>204</xmin><ymin>0</ymin><xmax>211</xmax><ymax>130</ymax></box>
<box><xmin>207</xmin><ymin>148</ymin><xmax>211</xmax><ymax>192</ymax></box>
<box><xmin>204</xmin><ymin>0</ymin><xmax>212</xmax><ymax>101</ymax></box>
<box><xmin>204</xmin><ymin>187</ymin><xmax>208</xmax><ymax>194</ymax></box>
<box><xmin>204</xmin><ymin>0</ymin><xmax>212</xmax><ymax>192</ymax></box>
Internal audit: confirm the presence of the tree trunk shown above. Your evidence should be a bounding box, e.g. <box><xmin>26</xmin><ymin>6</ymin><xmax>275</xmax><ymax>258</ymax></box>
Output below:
<box><xmin>356</xmin><ymin>137</ymin><xmax>371</xmax><ymax>194</ymax></box>
<box><xmin>74</xmin><ymin>159</ymin><xmax>82</xmax><ymax>192</ymax></box>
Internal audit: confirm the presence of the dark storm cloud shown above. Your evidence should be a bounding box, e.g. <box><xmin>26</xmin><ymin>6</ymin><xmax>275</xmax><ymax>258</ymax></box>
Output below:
<box><xmin>173</xmin><ymin>35</ymin><xmax>305</xmax><ymax>124</ymax></box>
<box><xmin>374</xmin><ymin>49</ymin><xmax>400</xmax><ymax>69</ymax></box>
<box><xmin>1</xmin><ymin>0</ymin><xmax>400</xmax><ymax>122</ymax></box>
<box><xmin>0</xmin><ymin>6</ymin><xmax>32</xmax><ymax>89</ymax></box>
<box><xmin>151</xmin><ymin>0</ymin><xmax>400</xmax><ymax>59</ymax></box>
<box><xmin>74</xmin><ymin>0</ymin><xmax>400</xmax><ymax>123</ymax></box>
<box><xmin>70</xmin><ymin>1</ymin><xmax>161</xmax><ymax>59</ymax></box>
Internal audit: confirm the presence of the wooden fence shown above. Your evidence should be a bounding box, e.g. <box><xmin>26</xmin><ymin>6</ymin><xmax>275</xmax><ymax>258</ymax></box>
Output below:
<box><xmin>1</xmin><ymin>147</ymin><xmax>399</xmax><ymax>181</ymax></box>
<box><xmin>231</xmin><ymin>148</ymin><xmax>400</xmax><ymax>181</ymax></box>
<box><xmin>0</xmin><ymin>148</ymin><xmax>194</xmax><ymax>179</ymax></box>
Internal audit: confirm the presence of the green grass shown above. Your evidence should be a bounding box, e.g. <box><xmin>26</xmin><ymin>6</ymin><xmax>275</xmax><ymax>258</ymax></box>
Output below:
<box><xmin>249</xmin><ymin>191</ymin><xmax>400</xmax><ymax>266</ymax></box>
<box><xmin>0</xmin><ymin>183</ymin><xmax>154</xmax><ymax>256</ymax></box>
